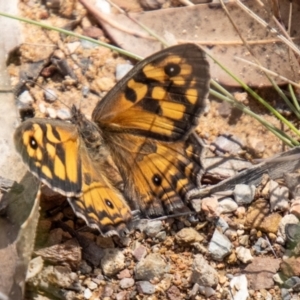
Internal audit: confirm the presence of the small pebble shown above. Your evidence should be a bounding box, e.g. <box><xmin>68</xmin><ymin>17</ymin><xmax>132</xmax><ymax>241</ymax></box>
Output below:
<box><xmin>234</xmin><ymin>184</ymin><xmax>256</xmax><ymax>205</ymax></box>
<box><xmin>198</xmin><ymin>285</ymin><xmax>215</xmax><ymax>297</ymax></box>
<box><xmin>236</xmin><ymin>246</ymin><xmax>253</xmax><ymax>263</ymax></box>
<box><xmin>208</xmin><ymin>229</ymin><xmax>232</xmax><ymax>261</ymax></box>
<box><xmin>218</xmin><ymin>198</ymin><xmax>238</xmax><ymax>214</ymax></box>
<box><xmin>84</xmin><ymin>288</ymin><xmax>92</xmax><ymax>300</ymax></box>
<box><xmin>290</xmin><ymin>198</ymin><xmax>300</xmax><ymax>217</ymax></box>
<box><xmin>136</xmin><ymin>281</ymin><xmax>155</xmax><ymax>295</ymax></box>
<box><xmin>190</xmin><ymin>254</ymin><xmax>218</xmax><ymax>287</ymax></box>
<box><xmin>57</xmin><ymin>108</ymin><xmax>71</xmax><ymax>120</ymax></box>
<box><xmin>175</xmin><ymin>227</ymin><xmax>204</xmax><ymax>245</ymax></box>
<box><xmin>116</xmin><ymin>63</ymin><xmax>133</xmax><ymax>81</ymax></box>
<box><xmin>134</xmin><ymin>253</ymin><xmax>167</xmax><ymax>280</ymax></box>
<box><xmin>229</xmin><ymin>275</ymin><xmax>249</xmax><ymax>300</ymax></box>
<box><xmin>101</xmin><ymin>249</ymin><xmax>125</xmax><ymax>276</ymax></box>
<box><xmin>18</xmin><ymin>90</ymin><xmax>34</xmax><ymax>106</ymax></box>
<box><xmin>46</xmin><ymin>107</ymin><xmax>57</xmax><ymax>119</ymax></box>
<box><xmin>212</xmin><ymin>134</ymin><xmax>243</xmax><ymax>155</ymax></box>
<box><xmin>269</xmin><ymin>180</ymin><xmax>290</xmax><ymax>212</ymax></box>
<box><xmin>144</xmin><ymin>220</ymin><xmax>163</xmax><ymax>237</ymax></box>
<box><xmin>119</xmin><ymin>278</ymin><xmax>135</xmax><ymax>289</ymax></box>
<box><xmin>44</xmin><ymin>88</ymin><xmax>57</xmax><ymax>102</ymax></box>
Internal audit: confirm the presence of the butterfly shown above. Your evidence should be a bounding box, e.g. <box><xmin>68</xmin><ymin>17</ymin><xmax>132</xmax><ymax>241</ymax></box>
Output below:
<box><xmin>14</xmin><ymin>44</ymin><xmax>210</xmax><ymax>237</ymax></box>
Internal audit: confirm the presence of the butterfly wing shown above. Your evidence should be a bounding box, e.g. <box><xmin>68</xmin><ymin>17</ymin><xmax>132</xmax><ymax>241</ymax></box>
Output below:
<box><xmin>92</xmin><ymin>44</ymin><xmax>210</xmax><ymax>217</ymax></box>
<box><xmin>92</xmin><ymin>44</ymin><xmax>210</xmax><ymax>141</ymax></box>
<box><xmin>14</xmin><ymin>119</ymin><xmax>132</xmax><ymax>236</ymax></box>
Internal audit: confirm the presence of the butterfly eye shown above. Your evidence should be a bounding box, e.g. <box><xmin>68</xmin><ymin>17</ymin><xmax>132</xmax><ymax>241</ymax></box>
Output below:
<box><xmin>29</xmin><ymin>136</ymin><xmax>38</xmax><ymax>150</ymax></box>
<box><xmin>105</xmin><ymin>199</ymin><xmax>114</xmax><ymax>209</ymax></box>
<box><xmin>152</xmin><ymin>174</ymin><xmax>162</xmax><ymax>186</ymax></box>
<box><xmin>164</xmin><ymin>63</ymin><xmax>180</xmax><ymax>77</ymax></box>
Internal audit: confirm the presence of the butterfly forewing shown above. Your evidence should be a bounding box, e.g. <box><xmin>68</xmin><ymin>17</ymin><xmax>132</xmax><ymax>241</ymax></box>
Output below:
<box><xmin>14</xmin><ymin>119</ymin><xmax>82</xmax><ymax>197</ymax></box>
<box><xmin>92</xmin><ymin>44</ymin><xmax>210</xmax><ymax>141</ymax></box>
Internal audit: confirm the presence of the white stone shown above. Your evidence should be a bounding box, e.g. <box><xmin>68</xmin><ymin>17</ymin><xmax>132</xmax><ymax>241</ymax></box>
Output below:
<box><xmin>229</xmin><ymin>275</ymin><xmax>249</xmax><ymax>300</ymax></box>
<box><xmin>218</xmin><ymin>198</ymin><xmax>238</xmax><ymax>214</ymax></box>
<box><xmin>236</xmin><ymin>246</ymin><xmax>253</xmax><ymax>263</ymax></box>
<box><xmin>116</xmin><ymin>63</ymin><xmax>133</xmax><ymax>81</ymax></box>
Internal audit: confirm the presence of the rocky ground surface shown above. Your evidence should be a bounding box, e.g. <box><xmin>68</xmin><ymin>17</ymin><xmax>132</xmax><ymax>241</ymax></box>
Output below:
<box><xmin>5</xmin><ymin>0</ymin><xmax>300</xmax><ymax>299</ymax></box>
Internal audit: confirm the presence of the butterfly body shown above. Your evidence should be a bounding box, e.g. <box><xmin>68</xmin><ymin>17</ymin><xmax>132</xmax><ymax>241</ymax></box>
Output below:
<box><xmin>14</xmin><ymin>44</ymin><xmax>210</xmax><ymax>236</ymax></box>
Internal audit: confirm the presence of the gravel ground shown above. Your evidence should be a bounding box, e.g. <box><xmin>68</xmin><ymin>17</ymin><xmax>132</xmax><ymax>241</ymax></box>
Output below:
<box><xmin>7</xmin><ymin>1</ymin><xmax>300</xmax><ymax>299</ymax></box>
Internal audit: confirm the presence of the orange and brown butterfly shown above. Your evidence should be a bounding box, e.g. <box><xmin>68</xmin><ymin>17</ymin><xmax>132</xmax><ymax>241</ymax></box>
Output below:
<box><xmin>14</xmin><ymin>44</ymin><xmax>210</xmax><ymax>237</ymax></box>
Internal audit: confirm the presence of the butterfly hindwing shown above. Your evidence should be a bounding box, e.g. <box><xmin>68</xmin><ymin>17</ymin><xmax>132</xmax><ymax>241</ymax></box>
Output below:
<box><xmin>93</xmin><ymin>44</ymin><xmax>210</xmax><ymax>141</ymax></box>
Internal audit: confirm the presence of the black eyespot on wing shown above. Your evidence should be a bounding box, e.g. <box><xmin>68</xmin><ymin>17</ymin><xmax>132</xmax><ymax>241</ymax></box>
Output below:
<box><xmin>105</xmin><ymin>199</ymin><xmax>114</xmax><ymax>209</ymax></box>
<box><xmin>125</xmin><ymin>86</ymin><xmax>137</xmax><ymax>103</ymax></box>
<box><xmin>29</xmin><ymin>136</ymin><xmax>38</xmax><ymax>149</ymax></box>
<box><xmin>164</xmin><ymin>63</ymin><xmax>181</xmax><ymax>77</ymax></box>
<box><xmin>152</xmin><ymin>174</ymin><xmax>162</xmax><ymax>186</ymax></box>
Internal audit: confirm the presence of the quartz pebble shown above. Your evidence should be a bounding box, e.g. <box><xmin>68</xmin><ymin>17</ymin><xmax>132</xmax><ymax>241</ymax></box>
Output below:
<box><xmin>116</xmin><ymin>63</ymin><xmax>133</xmax><ymax>81</ymax></box>
<box><xmin>18</xmin><ymin>90</ymin><xmax>34</xmax><ymax>106</ymax></box>
<box><xmin>229</xmin><ymin>275</ymin><xmax>249</xmax><ymax>300</ymax></box>
<box><xmin>234</xmin><ymin>184</ymin><xmax>256</xmax><ymax>205</ymax></box>
<box><xmin>218</xmin><ymin>198</ymin><xmax>238</xmax><ymax>214</ymax></box>
<box><xmin>44</xmin><ymin>88</ymin><xmax>57</xmax><ymax>102</ymax></box>
<box><xmin>208</xmin><ymin>229</ymin><xmax>232</xmax><ymax>261</ymax></box>
<box><xmin>236</xmin><ymin>246</ymin><xmax>253</xmax><ymax>263</ymax></box>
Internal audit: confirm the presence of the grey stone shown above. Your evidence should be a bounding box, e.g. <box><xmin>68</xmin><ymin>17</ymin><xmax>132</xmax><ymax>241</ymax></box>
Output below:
<box><xmin>101</xmin><ymin>248</ymin><xmax>125</xmax><ymax>276</ymax></box>
<box><xmin>134</xmin><ymin>253</ymin><xmax>167</xmax><ymax>280</ymax></box>
<box><xmin>144</xmin><ymin>220</ymin><xmax>163</xmax><ymax>237</ymax></box>
<box><xmin>79</xmin><ymin>260</ymin><xmax>92</xmax><ymax>274</ymax></box>
<box><xmin>252</xmin><ymin>237</ymin><xmax>270</xmax><ymax>254</ymax></box>
<box><xmin>119</xmin><ymin>278</ymin><xmax>135</xmax><ymax>289</ymax></box>
<box><xmin>284</xmin><ymin>276</ymin><xmax>300</xmax><ymax>289</ymax></box>
<box><xmin>208</xmin><ymin>229</ymin><xmax>232</xmax><ymax>261</ymax></box>
<box><xmin>212</xmin><ymin>134</ymin><xmax>244</xmax><ymax>155</ymax></box>
<box><xmin>198</xmin><ymin>286</ymin><xmax>215</xmax><ymax>298</ymax></box>
<box><xmin>136</xmin><ymin>281</ymin><xmax>155</xmax><ymax>295</ymax></box>
<box><xmin>234</xmin><ymin>184</ymin><xmax>256</xmax><ymax>205</ymax></box>
<box><xmin>190</xmin><ymin>254</ymin><xmax>218</xmax><ymax>287</ymax></box>
<box><xmin>284</xmin><ymin>172</ymin><xmax>300</xmax><ymax>198</ymax></box>
<box><xmin>269</xmin><ymin>180</ymin><xmax>290</xmax><ymax>212</ymax></box>
<box><xmin>281</xmin><ymin>288</ymin><xmax>291</xmax><ymax>300</ymax></box>
<box><xmin>215</xmin><ymin>217</ymin><xmax>229</xmax><ymax>233</ymax></box>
